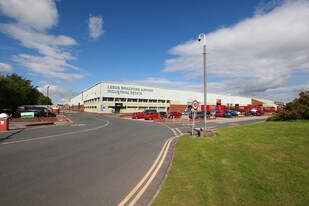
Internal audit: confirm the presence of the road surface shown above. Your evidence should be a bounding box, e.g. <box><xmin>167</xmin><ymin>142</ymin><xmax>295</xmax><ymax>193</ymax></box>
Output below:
<box><xmin>0</xmin><ymin>113</ymin><xmax>267</xmax><ymax>205</ymax></box>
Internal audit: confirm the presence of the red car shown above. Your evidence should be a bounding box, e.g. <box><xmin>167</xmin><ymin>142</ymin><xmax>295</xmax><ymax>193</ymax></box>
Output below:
<box><xmin>166</xmin><ymin>112</ymin><xmax>182</xmax><ymax>118</ymax></box>
<box><xmin>144</xmin><ymin>112</ymin><xmax>160</xmax><ymax>120</ymax></box>
<box><xmin>215</xmin><ymin>110</ymin><xmax>224</xmax><ymax>117</ymax></box>
<box><xmin>131</xmin><ymin>112</ymin><xmax>145</xmax><ymax>119</ymax></box>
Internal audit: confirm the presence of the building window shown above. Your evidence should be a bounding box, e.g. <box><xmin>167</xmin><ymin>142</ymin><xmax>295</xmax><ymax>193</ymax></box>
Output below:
<box><xmin>103</xmin><ymin>97</ymin><xmax>114</xmax><ymax>102</ymax></box>
<box><xmin>158</xmin><ymin>100</ymin><xmax>166</xmax><ymax>103</ymax></box>
<box><xmin>149</xmin><ymin>99</ymin><xmax>157</xmax><ymax>103</ymax></box>
<box><xmin>128</xmin><ymin>98</ymin><xmax>138</xmax><ymax>102</ymax></box>
<box><xmin>115</xmin><ymin>98</ymin><xmax>126</xmax><ymax>102</ymax></box>
<box><xmin>127</xmin><ymin>106</ymin><xmax>138</xmax><ymax>109</ymax></box>
<box><xmin>138</xmin><ymin>99</ymin><xmax>148</xmax><ymax>103</ymax></box>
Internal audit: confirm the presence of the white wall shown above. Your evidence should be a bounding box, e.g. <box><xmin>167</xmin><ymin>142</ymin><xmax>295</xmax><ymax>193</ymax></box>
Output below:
<box><xmin>68</xmin><ymin>82</ymin><xmax>252</xmax><ymax>107</ymax></box>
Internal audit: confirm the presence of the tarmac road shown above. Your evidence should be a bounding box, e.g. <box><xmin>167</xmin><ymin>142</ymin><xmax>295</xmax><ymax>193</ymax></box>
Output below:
<box><xmin>0</xmin><ymin>113</ymin><xmax>267</xmax><ymax>206</ymax></box>
<box><xmin>0</xmin><ymin>112</ymin><xmax>175</xmax><ymax>206</ymax></box>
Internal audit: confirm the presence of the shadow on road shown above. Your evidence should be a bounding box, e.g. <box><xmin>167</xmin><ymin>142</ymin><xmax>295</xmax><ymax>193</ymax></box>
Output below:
<box><xmin>0</xmin><ymin>129</ymin><xmax>25</xmax><ymax>142</ymax></box>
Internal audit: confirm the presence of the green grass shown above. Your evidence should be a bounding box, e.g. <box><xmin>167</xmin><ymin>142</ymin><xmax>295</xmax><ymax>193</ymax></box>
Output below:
<box><xmin>152</xmin><ymin>121</ymin><xmax>309</xmax><ymax>206</ymax></box>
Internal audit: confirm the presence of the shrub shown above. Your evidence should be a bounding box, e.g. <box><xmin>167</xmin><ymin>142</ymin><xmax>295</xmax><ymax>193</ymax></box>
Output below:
<box><xmin>268</xmin><ymin>91</ymin><xmax>309</xmax><ymax>121</ymax></box>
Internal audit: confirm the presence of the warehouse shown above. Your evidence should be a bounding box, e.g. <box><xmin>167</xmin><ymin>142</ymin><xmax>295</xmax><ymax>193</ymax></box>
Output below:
<box><xmin>67</xmin><ymin>82</ymin><xmax>256</xmax><ymax>114</ymax></box>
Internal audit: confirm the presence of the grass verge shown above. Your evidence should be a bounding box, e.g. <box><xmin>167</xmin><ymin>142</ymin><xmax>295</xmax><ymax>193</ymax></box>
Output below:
<box><xmin>152</xmin><ymin>121</ymin><xmax>309</xmax><ymax>206</ymax></box>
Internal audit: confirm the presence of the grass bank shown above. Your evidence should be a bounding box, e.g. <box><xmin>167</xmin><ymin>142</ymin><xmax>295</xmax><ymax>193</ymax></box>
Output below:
<box><xmin>153</xmin><ymin>121</ymin><xmax>309</xmax><ymax>206</ymax></box>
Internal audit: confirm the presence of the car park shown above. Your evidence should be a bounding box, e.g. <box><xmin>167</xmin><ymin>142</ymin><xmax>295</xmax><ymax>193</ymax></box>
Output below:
<box><xmin>165</xmin><ymin>112</ymin><xmax>182</xmax><ymax>118</ymax></box>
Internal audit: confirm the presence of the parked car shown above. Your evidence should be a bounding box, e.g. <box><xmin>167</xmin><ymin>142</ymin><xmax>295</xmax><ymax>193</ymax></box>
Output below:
<box><xmin>223</xmin><ymin>110</ymin><xmax>238</xmax><ymax>118</ymax></box>
<box><xmin>17</xmin><ymin>105</ymin><xmax>56</xmax><ymax>118</ymax></box>
<box><xmin>158</xmin><ymin>111</ymin><xmax>167</xmax><ymax>118</ymax></box>
<box><xmin>31</xmin><ymin>108</ymin><xmax>56</xmax><ymax>117</ymax></box>
<box><xmin>244</xmin><ymin>111</ymin><xmax>253</xmax><ymax>116</ymax></box>
<box><xmin>144</xmin><ymin>109</ymin><xmax>157</xmax><ymax>114</ymax></box>
<box><xmin>165</xmin><ymin>112</ymin><xmax>182</xmax><ymax>118</ymax></box>
<box><xmin>210</xmin><ymin>109</ymin><xmax>220</xmax><ymax>116</ymax></box>
<box><xmin>131</xmin><ymin>112</ymin><xmax>145</xmax><ymax>119</ymax></box>
<box><xmin>189</xmin><ymin>111</ymin><xmax>210</xmax><ymax>119</ymax></box>
<box><xmin>252</xmin><ymin>110</ymin><xmax>264</xmax><ymax>116</ymax></box>
<box><xmin>144</xmin><ymin>112</ymin><xmax>160</xmax><ymax>120</ymax></box>
<box><xmin>215</xmin><ymin>110</ymin><xmax>225</xmax><ymax>117</ymax></box>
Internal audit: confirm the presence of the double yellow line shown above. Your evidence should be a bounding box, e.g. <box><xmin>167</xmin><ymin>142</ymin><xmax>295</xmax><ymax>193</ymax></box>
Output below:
<box><xmin>118</xmin><ymin>136</ymin><xmax>177</xmax><ymax>206</ymax></box>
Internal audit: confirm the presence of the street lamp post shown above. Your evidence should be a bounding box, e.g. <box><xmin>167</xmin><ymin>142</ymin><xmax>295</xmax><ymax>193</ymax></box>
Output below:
<box><xmin>47</xmin><ymin>85</ymin><xmax>50</xmax><ymax>106</ymax></box>
<box><xmin>198</xmin><ymin>33</ymin><xmax>207</xmax><ymax>130</ymax></box>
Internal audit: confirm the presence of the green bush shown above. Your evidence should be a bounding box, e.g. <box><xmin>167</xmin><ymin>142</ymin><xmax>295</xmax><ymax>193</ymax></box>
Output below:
<box><xmin>0</xmin><ymin>73</ymin><xmax>52</xmax><ymax>112</ymax></box>
<box><xmin>268</xmin><ymin>91</ymin><xmax>309</xmax><ymax>121</ymax></box>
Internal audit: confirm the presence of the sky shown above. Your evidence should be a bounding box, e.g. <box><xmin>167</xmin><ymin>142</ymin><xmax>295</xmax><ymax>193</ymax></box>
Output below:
<box><xmin>0</xmin><ymin>0</ymin><xmax>308</xmax><ymax>104</ymax></box>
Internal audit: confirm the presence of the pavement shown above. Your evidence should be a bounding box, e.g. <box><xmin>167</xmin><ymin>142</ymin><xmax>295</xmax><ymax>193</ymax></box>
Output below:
<box><xmin>3</xmin><ymin>115</ymin><xmax>71</xmax><ymax>131</ymax></box>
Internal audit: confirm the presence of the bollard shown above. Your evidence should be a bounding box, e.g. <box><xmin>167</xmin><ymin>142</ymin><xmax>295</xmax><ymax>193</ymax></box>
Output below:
<box><xmin>0</xmin><ymin>113</ymin><xmax>9</xmax><ymax>131</ymax></box>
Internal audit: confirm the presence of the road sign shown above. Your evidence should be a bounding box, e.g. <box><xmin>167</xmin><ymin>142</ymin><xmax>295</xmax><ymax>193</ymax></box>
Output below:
<box><xmin>192</xmin><ymin>100</ymin><xmax>199</xmax><ymax>110</ymax></box>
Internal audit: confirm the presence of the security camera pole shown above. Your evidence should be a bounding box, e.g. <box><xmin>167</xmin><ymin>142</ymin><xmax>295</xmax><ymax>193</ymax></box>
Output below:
<box><xmin>47</xmin><ymin>85</ymin><xmax>50</xmax><ymax>106</ymax></box>
<box><xmin>198</xmin><ymin>33</ymin><xmax>207</xmax><ymax>130</ymax></box>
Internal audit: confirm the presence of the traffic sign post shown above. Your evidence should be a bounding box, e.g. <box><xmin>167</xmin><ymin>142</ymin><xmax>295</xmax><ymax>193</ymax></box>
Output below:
<box><xmin>191</xmin><ymin>100</ymin><xmax>199</xmax><ymax>136</ymax></box>
<box><xmin>191</xmin><ymin>109</ymin><xmax>196</xmax><ymax>135</ymax></box>
<box><xmin>191</xmin><ymin>100</ymin><xmax>199</xmax><ymax>110</ymax></box>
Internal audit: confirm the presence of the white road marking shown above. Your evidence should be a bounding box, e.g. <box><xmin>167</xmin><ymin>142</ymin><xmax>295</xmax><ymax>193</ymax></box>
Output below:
<box><xmin>2</xmin><ymin>118</ymin><xmax>109</xmax><ymax>145</ymax></box>
<box><xmin>118</xmin><ymin>136</ymin><xmax>176</xmax><ymax>206</ymax></box>
<box><xmin>70</xmin><ymin>124</ymin><xmax>86</xmax><ymax>126</ymax></box>
<box><xmin>175</xmin><ymin>128</ymin><xmax>183</xmax><ymax>135</ymax></box>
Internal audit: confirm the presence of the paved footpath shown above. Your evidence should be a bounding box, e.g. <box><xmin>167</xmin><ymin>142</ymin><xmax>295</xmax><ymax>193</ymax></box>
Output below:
<box><xmin>4</xmin><ymin>115</ymin><xmax>70</xmax><ymax>131</ymax></box>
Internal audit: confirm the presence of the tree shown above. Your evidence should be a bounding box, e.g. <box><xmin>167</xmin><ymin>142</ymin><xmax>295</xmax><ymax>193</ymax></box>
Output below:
<box><xmin>0</xmin><ymin>73</ymin><xmax>52</xmax><ymax>112</ymax></box>
<box><xmin>268</xmin><ymin>91</ymin><xmax>309</xmax><ymax>121</ymax></box>
<box><xmin>37</xmin><ymin>95</ymin><xmax>52</xmax><ymax>105</ymax></box>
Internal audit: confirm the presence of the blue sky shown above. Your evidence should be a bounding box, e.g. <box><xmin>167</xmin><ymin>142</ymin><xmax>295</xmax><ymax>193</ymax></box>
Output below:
<box><xmin>0</xmin><ymin>0</ymin><xmax>308</xmax><ymax>104</ymax></box>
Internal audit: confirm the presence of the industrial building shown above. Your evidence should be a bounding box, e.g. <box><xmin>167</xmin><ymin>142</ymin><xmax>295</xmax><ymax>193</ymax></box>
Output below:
<box><xmin>67</xmin><ymin>82</ymin><xmax>278</xmax><ymax>114</ymax></box>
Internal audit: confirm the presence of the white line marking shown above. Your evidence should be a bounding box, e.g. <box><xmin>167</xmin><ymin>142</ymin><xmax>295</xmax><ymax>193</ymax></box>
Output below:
<box><xmin>2</xmin><ymin>119</ymin><xmax>109</xmax><ymax>145</ymax></box>
<box><xmin>158</xmin><ymin>123</ymin><xmax>181</xmax><ymax>137</ymax></box>
<box><xmin>172</xmin><ymin>129</ymin><xmax>177</xmax><ymax>136</ymax></box>
<box><xmin>175</xmin><ymin>128</ymin><xmax>183</xmax><ymax>135</ymax></box>
<box><xmin>70</xmin><ymin>124</ymin><xmax>86</xmax><ymax>126</ymax></box>
<box><xmin>118</xmin><ymin>136</ymin><xmax>176</xmax><ymax>206</ymax></box>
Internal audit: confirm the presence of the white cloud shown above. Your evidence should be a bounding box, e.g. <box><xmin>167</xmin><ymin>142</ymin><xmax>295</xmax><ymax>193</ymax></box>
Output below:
<box><xmin>12</xmin><ymin>54</ymin><xmax>84</xmax><ymax>80</ymax></box>
<box><xmin>0</xmin><ymin>0</ymin><xmax>85</xmax><ymax>81</ymax></box>
<box><xmin>164</xmin><ymin>0</ymin><xmax>309</xmax><ymax>102</ymax></box>
<box><xmin>0</xmin><ymin>62</ymin><xmax>13</xmax><ymax>72</ymax></box>
<box><xmin>0</xmin><ymin>23</ymin><xmax>77</xmax><ymax>59</ymax></box>
<box><xmin>88</xmin><ymin>15</ymin><xmax>104</xmax><ymax>41</ymax></box>
<box><xmin>38</xmin><ymin>84</ymin><xmax>79</xmax><ymax>104</ymax></box>
<box><xmin>0</xmin><ymin>0</ymin><xmax>58</xmax><ymax>31</ymax></box>
<box><xmin>132</xmin><ymin>77</ymin><xmax>186</xmax><ymax>88</ymax></box>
